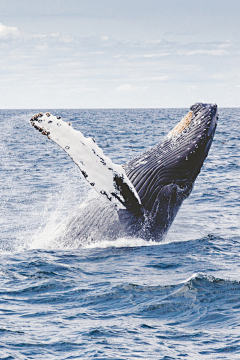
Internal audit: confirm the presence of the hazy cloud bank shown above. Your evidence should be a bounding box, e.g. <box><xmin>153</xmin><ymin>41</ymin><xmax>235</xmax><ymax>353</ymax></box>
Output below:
<box><xmin>1</xmin><ymin>0</ymin><xmax>240</xmax><ymax>108</ymax></box>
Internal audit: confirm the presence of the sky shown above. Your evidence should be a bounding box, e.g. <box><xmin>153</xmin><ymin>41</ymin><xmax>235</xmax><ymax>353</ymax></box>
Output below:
<box><xmin>1</xmin><ymin>0</ymin><xmax>240</xmax><ymax>108</ymax></box>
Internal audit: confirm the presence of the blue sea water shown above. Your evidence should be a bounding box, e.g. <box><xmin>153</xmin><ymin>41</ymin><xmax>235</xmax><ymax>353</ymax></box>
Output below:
<box><xmin>1</xmin><ymin>108</ymin><xmax>240</xmax><ymax>359</ymax></box>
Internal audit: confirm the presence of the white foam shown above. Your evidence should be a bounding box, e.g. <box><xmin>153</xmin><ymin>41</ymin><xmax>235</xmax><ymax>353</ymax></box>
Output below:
<box><xmin>184</xmin><ymin>273</ymin><xmax>201</xmax><ymax>283</ymax></box>
<box><xmin>82</xmin><ymin>237</ymin><xmax>160</xmax><ymax>249</ymax></box>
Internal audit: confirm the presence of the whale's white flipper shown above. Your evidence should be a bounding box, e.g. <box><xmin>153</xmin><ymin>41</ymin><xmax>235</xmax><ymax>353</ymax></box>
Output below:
<box><xmin>30</xmin><ymin>113</ymin><xmax>141</xmax><ymax>212</ymax></box>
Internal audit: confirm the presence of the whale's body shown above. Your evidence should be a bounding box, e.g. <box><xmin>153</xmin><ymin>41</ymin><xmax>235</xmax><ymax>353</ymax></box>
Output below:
<box><xmin>31</xmin><ymin>103</ymin><xmax>218</xmax><ymax>245</ymax></box>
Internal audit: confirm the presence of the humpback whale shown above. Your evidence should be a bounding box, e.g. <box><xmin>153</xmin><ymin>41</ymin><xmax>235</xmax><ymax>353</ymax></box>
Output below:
<box><xmin>30</xmin><ymin>103</ymin><xmax>218</xmax><ymax>244</ymax></box>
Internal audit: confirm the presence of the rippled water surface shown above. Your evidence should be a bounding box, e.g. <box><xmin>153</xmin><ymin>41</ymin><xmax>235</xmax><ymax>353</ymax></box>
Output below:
<box><xmin>1</xmin><ymin>108</ymin><xmax>240</xmax><ymax>359</ymax></box>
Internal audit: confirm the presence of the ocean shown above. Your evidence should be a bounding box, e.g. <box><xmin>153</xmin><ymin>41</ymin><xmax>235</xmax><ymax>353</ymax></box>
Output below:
<box><xmin>1</xmin><ymin>108</ymin><xmax>240</xmax><ymax>359</ymax></box>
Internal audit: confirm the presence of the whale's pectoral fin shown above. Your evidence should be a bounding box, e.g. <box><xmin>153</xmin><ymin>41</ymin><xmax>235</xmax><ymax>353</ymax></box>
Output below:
<box><xmin>30</xmin><ymin>113</ymin><xmax>142</xmax><ymax>212</ymax></box>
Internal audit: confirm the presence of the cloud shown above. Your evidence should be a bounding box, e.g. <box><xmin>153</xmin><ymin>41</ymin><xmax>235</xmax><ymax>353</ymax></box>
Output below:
<box><xmin>187</xmin><ymin>85</ymin><xmax>197</xmax><ymax>90</ymax></box>
<box><xmin>145</xmin><ymin>39</ymin><xmax>162</xmax><ymax>44</ymax></box>
<box><xmin>210</xmin><ymin>73</ymin><xmax>224</xmax><ymax>80</ymax></box>
<box><xmin>100</xmin><ymin>36</ymin><xmax>109</xmax><ymax>42</ymax></box>
<box><xmin>131</xmin><ymin>53</ymin><xmax>171</xmax><ymax>59</ymax></box>
<box><xmin>34</xmin><ymin>44</ymin><xmax>49</xmax><ymax>52</ymax></box>
<box><xmin>133</xmin><ymin>75</ymin><xmax>169</xmax><ymax>82</ymax></box>
<box><xmin>31</xmin><ymin>33</ymin><xmax>60</xmax><ymax>39</ymax></box>
<box><xmin>0</xmin><ymin>23</ymin><xmax>19</xmax><ymax>39</ymax></box>
<box><xmin>0</xmin><ymin>19</ymin><xmax>238</xmax><ymax>108</ymax></box>
<box><xmin>116</xmin><ymin>84</ymin><xmax>148</xmax><ymax>92</ymax></box>
<box><xmin>187</xmin><ymin>49</ymin><xmax>228</xmax><ymax>56</ymax></box>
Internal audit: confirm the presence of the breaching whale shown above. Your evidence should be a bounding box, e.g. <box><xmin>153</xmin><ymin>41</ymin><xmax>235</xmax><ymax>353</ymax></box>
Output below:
<box><xmin>30</xmin><ymin>103</ymin><xmax>218</xmax><ymax>244</ymax></box>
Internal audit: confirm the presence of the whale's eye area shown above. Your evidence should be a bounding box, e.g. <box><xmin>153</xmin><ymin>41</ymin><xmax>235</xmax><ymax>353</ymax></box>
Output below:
<box><xmin>168</xmin><ymin>111</ymin><xmax>193</xmax><ymax>137</ymax></box>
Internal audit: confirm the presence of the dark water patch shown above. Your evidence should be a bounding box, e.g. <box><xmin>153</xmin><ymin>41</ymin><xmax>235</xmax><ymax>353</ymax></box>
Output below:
<box><xmin>0</xmin><ymin>328</ymin><xmax>24</xmax><ymax>335</ymax></box>
<box><xmin>140</xmin><ymin>323</ymin><xmax>155</xmax><ymax>329</ymax></box>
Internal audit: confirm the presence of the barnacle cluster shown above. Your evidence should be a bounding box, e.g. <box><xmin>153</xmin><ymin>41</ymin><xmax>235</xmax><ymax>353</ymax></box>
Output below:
<box><xmin>169</xmin><ymin>111</ymin><xmax>193</xmax><ymax>136</ymax></box>
<box><xmin>30</xmin><ymin>113</ymin><xmax>50</xmax><ymax>137</ymax></box>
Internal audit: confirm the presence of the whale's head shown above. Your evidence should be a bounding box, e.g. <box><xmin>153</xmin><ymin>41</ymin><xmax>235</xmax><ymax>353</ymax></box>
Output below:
<box><xmin>166</xmin><ymin>102</ymin><xmax>218</xmax><ymax>188</ymax></box>
<box><xmin>126</xmin><ymin>103</ymin><xmax>218</xmax><ymax>239</ymax></box>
